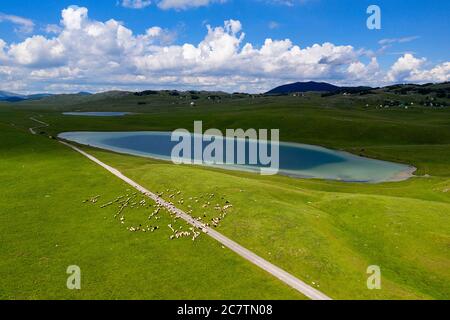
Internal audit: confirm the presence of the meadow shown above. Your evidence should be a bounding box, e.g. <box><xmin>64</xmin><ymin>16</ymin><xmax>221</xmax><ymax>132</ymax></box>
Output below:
<box><xmin>1</xmin><ymin>88</ymin><xmax>449</xmax><ymax>299</ymax></box>
<box><xmin>0</xmin><ymin>109</ymin><xmax>303</xmax><ymax>300</ymax></box>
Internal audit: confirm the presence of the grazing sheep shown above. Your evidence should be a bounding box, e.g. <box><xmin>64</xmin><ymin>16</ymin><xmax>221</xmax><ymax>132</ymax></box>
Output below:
<box><xmin>192</xmin><ymin>231</ymin><xmax>200</xmax><ymax>241</ymax></box>
<box><xmin>100</xmin><ymin>201</ymin><xmax>114</xmax><ymax>208</ymax></box>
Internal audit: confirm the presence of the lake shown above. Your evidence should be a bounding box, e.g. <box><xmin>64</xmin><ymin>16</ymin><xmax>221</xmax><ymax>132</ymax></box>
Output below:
<box><xmin>58</xmin><ymin>131</ymin><xmax>415</xmax><ymax>183</ymax></box>
<box><xmin>63</xmin><ymin>112</ymin><xmax>133</xmax><ymax>117</ymax></box>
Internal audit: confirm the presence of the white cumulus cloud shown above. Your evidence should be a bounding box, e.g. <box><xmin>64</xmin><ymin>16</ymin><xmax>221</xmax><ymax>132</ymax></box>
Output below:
<box><xmin>388</xmin><ymin>54</ymin><xmax>450</xmax><ymax>83</ymax></box>
<box><xmin>8</xmin><ymin>36</ymin><xmax>65</xmax><ymax>67</ymax></box>
<box><xmin>387</xmin><ymin>53</ymin><xmax>426</xmax><ymax>82</ymax></box>
<box><xmin>0</xmin><ymin>6</ymin><xmax>448</xmax><ymax>94</ymax></box>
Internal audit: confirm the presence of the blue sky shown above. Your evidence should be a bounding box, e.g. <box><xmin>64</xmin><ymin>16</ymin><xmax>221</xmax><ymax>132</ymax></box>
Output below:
<box><xmin>0</xmin><ymin>0</ymin><xmax>449</xmax><ymax>93</ymax></box>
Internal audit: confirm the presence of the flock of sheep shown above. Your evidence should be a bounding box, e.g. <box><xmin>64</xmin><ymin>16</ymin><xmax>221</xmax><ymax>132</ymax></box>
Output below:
<box><xmin>83</xmin><ymin>188</ymin><xmax>234</xmax><ymax>242</ymax></box>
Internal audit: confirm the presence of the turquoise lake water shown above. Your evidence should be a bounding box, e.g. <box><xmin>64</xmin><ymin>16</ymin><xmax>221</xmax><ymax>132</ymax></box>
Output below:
<box><xmin>58</xmin><ymin>131</ymin><xmax>415</xmax><ymax>183</ymax></box>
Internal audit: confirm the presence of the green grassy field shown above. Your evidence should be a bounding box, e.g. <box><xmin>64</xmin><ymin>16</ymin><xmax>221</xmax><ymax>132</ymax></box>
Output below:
<box><xmin>0</xmin><ymin>116</ymin><xmax>304</xmax><ymax>300</ymax></box>
<box><xmin>0</xmin><ymin>89</ymin><xmax>449</xmax><ymax>300</ymax></box>
<box><xmin>80</xmin><ymin>148</ymin><xmax>449</xmax><ymax>300</ymax></box>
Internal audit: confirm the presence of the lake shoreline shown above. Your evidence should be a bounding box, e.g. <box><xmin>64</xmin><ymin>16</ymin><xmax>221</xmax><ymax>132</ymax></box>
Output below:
<box><xmin>58</xmin><ymin>131</ymin><xmax>416</xmax><ymax>184</ymax></box>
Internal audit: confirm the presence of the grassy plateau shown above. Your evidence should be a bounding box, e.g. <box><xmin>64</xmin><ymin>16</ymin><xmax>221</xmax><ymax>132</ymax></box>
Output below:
<box><xmin>1</xmin><ymin>86</ymin><xmax>449</xmax><ymax>300</ymax></box>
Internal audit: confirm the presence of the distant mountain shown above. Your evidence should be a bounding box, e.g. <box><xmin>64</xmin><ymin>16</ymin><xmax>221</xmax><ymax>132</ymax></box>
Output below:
<box><xmin>77</xmin><ymin>92</ymin><xmax>92</xmax><ymax>96</ymax></box>
<box><xmin>0</xmin><ymin>91</ymin><xmax>27</xmax><ymax>102</ymax></box>
<box><xmin>0</xmin><ymin>91</ymin><xmax>54</xmax><ymax>102</ymax></box>
<box><xmin>266</xmin><ymin>81</ymin><xmax>373</xmax><ymax>95</ymax></box>
<box><xmin>266</xmin><ymin>82</ymin><xmax>340</xmax><ymax>94</ymax></box>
